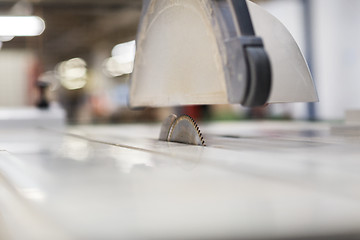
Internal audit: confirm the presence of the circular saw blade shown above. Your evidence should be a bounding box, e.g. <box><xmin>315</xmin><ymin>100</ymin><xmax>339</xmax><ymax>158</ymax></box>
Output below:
<box><xmin>166</xmin><ymin>115</ymin><xmax>206</xmax><ymax>146</ymax></box>
<box><xmin>159</xmin><ymin>113</ymin><xmax>178</xmax><ymax>141</ymax></box>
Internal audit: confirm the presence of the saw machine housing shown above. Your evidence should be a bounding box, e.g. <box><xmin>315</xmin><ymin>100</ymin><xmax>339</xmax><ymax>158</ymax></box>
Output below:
<box><xmin>130</xmin><ymin>0</ymin><xmax>318</xmax><ymax>108</ymax></box>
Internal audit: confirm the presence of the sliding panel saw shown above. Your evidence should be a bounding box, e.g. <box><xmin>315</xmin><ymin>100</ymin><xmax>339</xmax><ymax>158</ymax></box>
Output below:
<box><xmin>130</xmin><ymin>0</ymin><xmax>318</xmax><ymax>145</ymax></box>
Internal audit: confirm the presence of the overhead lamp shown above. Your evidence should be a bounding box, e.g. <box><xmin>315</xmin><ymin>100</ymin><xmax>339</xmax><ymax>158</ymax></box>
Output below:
<box><xmin>0</xmin><ymin>16</ymin><xmax>45</xmax><ymax>36</ymax></box>
<box><xmin>56</xmin><ymin>58</ymin><xmax>88</xmax><ymax>90</ymax></box>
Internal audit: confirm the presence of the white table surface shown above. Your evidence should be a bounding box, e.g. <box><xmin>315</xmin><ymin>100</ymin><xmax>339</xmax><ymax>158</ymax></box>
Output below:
<box><xmin>0</xmin><ymin>121</ymin><xmax>360</xmax><ymax>240</ymax></box>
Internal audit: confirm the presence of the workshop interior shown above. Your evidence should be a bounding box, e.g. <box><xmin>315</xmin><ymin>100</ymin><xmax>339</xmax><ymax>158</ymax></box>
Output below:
<box><xmin>1</xmin><ymin>0</ymin><xmax>360</xmax><ymax>239</ymax></box>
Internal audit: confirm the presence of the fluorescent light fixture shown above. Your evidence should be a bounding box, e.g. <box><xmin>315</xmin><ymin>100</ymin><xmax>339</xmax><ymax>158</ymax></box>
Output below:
<box><xmin>0</xmin><ymin>16</ymin><xmax>45</xmax><ymax>36</ymax></box>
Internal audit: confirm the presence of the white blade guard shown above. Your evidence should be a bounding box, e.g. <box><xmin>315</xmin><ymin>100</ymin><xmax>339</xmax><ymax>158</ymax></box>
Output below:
<box><xmin>129</xmin><ymin>0</ymin><xmax>318</xmax><ymax>108</ymax></box>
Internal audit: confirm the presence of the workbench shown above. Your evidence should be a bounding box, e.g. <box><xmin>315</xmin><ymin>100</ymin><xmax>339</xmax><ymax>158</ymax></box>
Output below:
<box><xmin>1</xmin><ymin>121</ymin><xmax>360</xmax><ymax>240</ymax></box>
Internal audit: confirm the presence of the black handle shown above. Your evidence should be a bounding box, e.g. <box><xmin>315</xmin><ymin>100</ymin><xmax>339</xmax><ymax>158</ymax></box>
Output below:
<box><xmin>229</xmin><ymin>0</ymin><xmax>272</xmax><ymax>107</ymax></box>
<box><xmin>229</xmin><ymin>0</ymin><xmax>255</xmax><ymax>36</ymax></box>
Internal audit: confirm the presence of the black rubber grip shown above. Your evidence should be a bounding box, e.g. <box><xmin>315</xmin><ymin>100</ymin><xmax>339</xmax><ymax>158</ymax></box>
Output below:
<box><xmin>242</xmin><ymin>47</ymin><xmax>272</xmax><ymax>107</ymax></box>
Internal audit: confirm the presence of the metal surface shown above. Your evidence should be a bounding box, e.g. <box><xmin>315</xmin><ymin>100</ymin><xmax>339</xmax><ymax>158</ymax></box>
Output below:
<box><xmin>247</xmin><ymin>1</ymin><xmax>318</xmax><ymax>103</ymax></box>
<box><xmin>166</xmin><ymin>115</ymin><xmax>205</xmax><ymax>146</ymax></box>
<box><xmin>131</xmin><ymin>0</ymin><xmax>229</xmax><ymax>107</ymax></box>
<box><xmin>130</xmin><ymin>0</ymin><xmax>318</xmax><ymax>108</ymax></box>
<box><xmin>158</xmin><ymin>113</ymin><xmax>177</xmax><ymax>141</ymax></box>
<box><xmin>1</xmin><ymin>122</ymin><xmax>360</xmax><ymax>239</ymax></box>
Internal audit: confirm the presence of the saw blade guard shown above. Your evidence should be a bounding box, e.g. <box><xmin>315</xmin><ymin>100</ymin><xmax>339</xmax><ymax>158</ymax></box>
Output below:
<box><xmin>129</xmin><ymin>0</ymin><xmax>318</xmax><ymax>108</ymax></box>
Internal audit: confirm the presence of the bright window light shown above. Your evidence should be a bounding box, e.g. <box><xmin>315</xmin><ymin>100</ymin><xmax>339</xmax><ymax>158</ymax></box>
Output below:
<box><xmin>0</xmin><ymin>16</ymin><xmax>45</xmax><ymax>36</ymax></box>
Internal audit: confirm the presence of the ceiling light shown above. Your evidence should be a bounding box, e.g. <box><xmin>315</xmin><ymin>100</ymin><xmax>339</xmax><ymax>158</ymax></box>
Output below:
<box><xmin>56</xmin><ymin>58</ymin><xmax>88</xmax><ymax>90</ymax></box>
<box><xmin>0</xmin><ymin>16</ymin><xmax>45</xmax><ymax>36</ymax></box>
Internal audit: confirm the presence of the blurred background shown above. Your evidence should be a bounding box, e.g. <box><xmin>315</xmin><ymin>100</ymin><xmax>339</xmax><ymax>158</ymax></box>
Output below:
<box><xmin>0</xmin><ymin>0</ymin><xmax>359</xmax><ymax>124</ymax></box>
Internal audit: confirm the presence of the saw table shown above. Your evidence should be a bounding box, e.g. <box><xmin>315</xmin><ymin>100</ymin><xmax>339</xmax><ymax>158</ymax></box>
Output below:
<box><xmin>1</xmin><ymin>121</ymin><xmax>360</xmax><ymax>240</ymax></box>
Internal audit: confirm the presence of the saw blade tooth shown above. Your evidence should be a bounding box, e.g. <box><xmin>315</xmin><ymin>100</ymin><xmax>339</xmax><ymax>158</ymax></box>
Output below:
<box><xmin>199</xmin><ymin>132</ymin><xmax>206</xmax><ymax>147</ymax></box>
